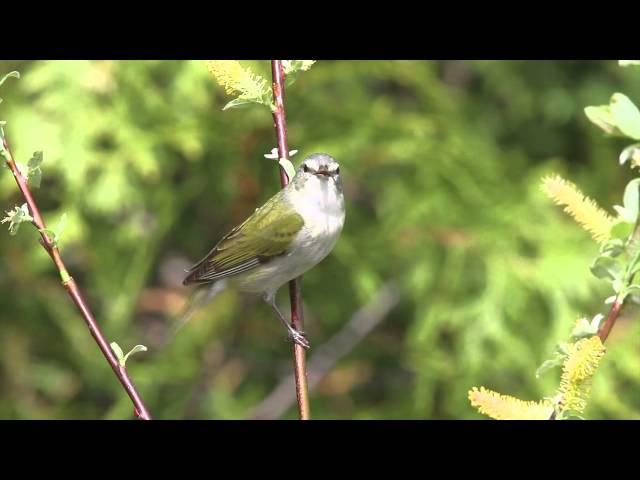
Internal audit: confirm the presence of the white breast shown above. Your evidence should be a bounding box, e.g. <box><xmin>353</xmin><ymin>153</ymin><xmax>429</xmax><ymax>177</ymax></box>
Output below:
<box><xmin>231</xmin><ymin>176</ymin><xmax>345</xmax><ymax>296</ymax></box>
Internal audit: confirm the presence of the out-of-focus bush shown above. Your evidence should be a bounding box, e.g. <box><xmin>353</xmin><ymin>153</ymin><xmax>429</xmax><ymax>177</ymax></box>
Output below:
<box><xmin>1</xmin><ymin>60</ymin><xmax>639</xmax><ymax>419</ymax></box>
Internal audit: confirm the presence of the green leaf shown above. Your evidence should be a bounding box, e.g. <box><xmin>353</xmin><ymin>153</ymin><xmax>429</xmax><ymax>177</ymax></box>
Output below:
<box><xmin>626</xmin><ymin>285</ymin><xmax>640</xmax><ymax>295</ymax></box>
<box><xmin>28</xmin><ymin>151</ymin><xmax>43</xmax><ymax>169</ymax></box>
<box><xmin>0</xmin><ymin>71</ymin><xmax>20</xmax><ymax>88</ymax></box>
<box><xmin>111</xmin><ymin>342</ymin><xmax>147</xmax><ymax>367</ymax></box>
<box><xmin>584</xmin><ymin>105</ymin><xmax>623</xmax><ymax>136</ymax></box>
<box><xmin>222</xmin><ymin>97</ymin><xmax>257</xmax><ymax>111</ymax></box>
<box><xmin>619</xmin><ymin>143</ymin><xmax>640</xmax><ymax>165</ymax></box>
<box><xmin>590</xmin><ymin>255</ymin><xmax>623</xmax><ymax>281</ymax></box>
<box><xmin>621</xmin><ymin>178</ymin><xmax>640</xmax><ymax>224</ymax></box>
<box><xmin>39</xmin><ymin>213</ymin><xmax>67</xmax><ymax>247</ymax></box>
<box><xmin>55</xmin><ymin>213</ymin><xmax>67</xmax><ymax>244</ymax></box>
<box><xmin>557</xmin><ymin>342</ymin><xmax>571</xmax><ymax>356</ymax></box>
<box><xmin>571</xmin><ymin>316</ymin><xmax>600</xmax><ymax>340</ymax></box>
<box><xmin>613</xmin><ymin>277</ymin><xmax>624</xmax><ymax>293</ymax></box>
<box><xmin>536</xmin><ymin>355</ymin><xmax>565</xmax><ymax>378</ymax></box>
<box><xmin>282</xmin><ymin>61</ymin><xmax>315</xmax><ymax>89</ymax></box>
<box><xmin>600</xmin><ymin>238</ymin><xmax>625</xmax><ymax>257</ymax></box>
<box><xmin>28</xmin><ymin>168</ymin><xmax>41</xmax><ymax>188</ymax></box>
<box><xmin>110</xmin><ymin>342</ymin><xmax>125</xmax><ymax>366</ymax></box>
<box><xmin>591</xmin><ymin>313</ymin><xmax>605</xmax><ymax>330</ymax></box>
<box><xmin>279</xmin><ymin>158</ymin><xmax>296</xmax><ymax>183</ymax></box>
<box><xmin>39</xmin><ymin>228</ymin><xmax>57</xmax><ymax>241</ymax></box>
<box><xmin>610</xmin><ymin>220</ymin><xmax>634</xmax><ymax>240</ymax></box>
<box><xmin>613</xmin><ymin>205</ymin><xmax>631</xmax><ymax>221</ymax></box>
<box><xmin>610</xmin><ymin>93</ymin><xmax>640</xmax><ymax>140</ymax></box>
<box><xmin>24</xmin><ymin>151</ymin><xmax>44</xmax><ymax>188</ymax></box>
<box><xmin>123</xmin><ymin>345</ymin><xmax>148</xmax><ymax>365</ymax></box>
<box><xmin>282</xmin><ymin>60</ymin><xmax>316</xmax><ymax>75</ymax></box>
<box><xmin>1</xmin><ymin>203</ymin><xmax>33</xmax><ymax>235</ymax></box>
<box><xmin>628</xmin><ymin>285</ymin><xmax>640</xmax><ymax>304</ymax></box>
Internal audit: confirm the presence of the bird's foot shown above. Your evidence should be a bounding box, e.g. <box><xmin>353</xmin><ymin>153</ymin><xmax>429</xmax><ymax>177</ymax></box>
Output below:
<box><xmin>287</xmin><ymin>328</ymin><xmax>310</xmax><ymax>349</ymax></box>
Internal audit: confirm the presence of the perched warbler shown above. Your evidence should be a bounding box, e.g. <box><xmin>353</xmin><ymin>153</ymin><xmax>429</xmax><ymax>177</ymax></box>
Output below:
<box><xmin>182</xmin><ymin>153</ymin><xmax>345</xmax><ymax>349</ymax></box>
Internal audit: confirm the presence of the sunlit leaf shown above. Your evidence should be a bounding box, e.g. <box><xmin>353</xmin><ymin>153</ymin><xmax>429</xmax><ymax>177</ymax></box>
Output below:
<box><xmin>590</xmin><ymin>255</ymin><xmax>623</xmax><ymax>281</ymax></box>
<box><xmin>222</xmin><ymin>97</ymin><xmax>256</xmax><ymax>111</ymax></box>
<box><xmin>1</xmin><ymin>203</ymin><xmax>33</xmax><ymax>235</ymax></box>
<box><xmin>28</xmin><ymin>151</ymin><xmax>43</xmax><ymax>169</ymax></box>
<box><xmin>610</xmin><ymin>93</ymin><xmax>640</xmax><ymax>140</ymax></box>
<box><xmin>619</xmin><ymin>143</ymin><xmax>640</xmax><ymax>165</ymax></box>
<box><xmin>123</xmin><ymin>345</ymin><xmax>148</xmax><ymax>365</ymax></box>
<box><xmin>110</xmin><ymin>342</ymin><xmax>125</xmax><ymax>365</ymax></box>
<box><xmin>536</xmin><ymin>355</ymin><xmax>565</xmax><ymax>378</ymax></box>
<box><xmin>584</xmin><ymin>105</ymin><xmax>623</xmax><ymax>136</ymax></box>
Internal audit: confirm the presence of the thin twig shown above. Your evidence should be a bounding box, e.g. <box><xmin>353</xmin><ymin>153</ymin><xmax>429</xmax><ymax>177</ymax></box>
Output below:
<box><xmin>249</xmin><ymin>282</ymin><xmax>400</xmax><ymax>420</ymax></box>
<box><xmin>270</xmin><ymin>60</ymin><xmax>310</xmax><ymax>420</ymax></box>
<box><xmin>2</xmin><ymin>137</ymin><xmax>152</xmax><ymax>420</ymax></box>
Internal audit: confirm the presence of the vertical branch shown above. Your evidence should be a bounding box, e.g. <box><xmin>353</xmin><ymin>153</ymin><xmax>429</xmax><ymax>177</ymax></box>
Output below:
<box><xmin>2</xmin><ymin>137</ymin><xmax>152</xmax><ymax>420</ymax></box>
<box><xmin>597</xmin><ymin>296</ymin><xmax>623</xmax><ymax>343</ymax></box>
<box><xmin>270</xmin><ymin>60</ymin><xmax>311</xmax><ymax>420</ymax></box>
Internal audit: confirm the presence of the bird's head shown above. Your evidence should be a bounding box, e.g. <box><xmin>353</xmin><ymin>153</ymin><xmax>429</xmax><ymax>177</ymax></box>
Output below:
<box><xmin>293</xmin><ymin>153</ymin><xmax>342</xmax><ymax>190</ymax></box>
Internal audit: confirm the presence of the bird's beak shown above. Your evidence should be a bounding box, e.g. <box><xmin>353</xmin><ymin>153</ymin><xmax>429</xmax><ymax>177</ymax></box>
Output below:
<box><xmin>315</xmin><ymin>171</ymin><xmax>331</xmax><ymax>178</ymax></box>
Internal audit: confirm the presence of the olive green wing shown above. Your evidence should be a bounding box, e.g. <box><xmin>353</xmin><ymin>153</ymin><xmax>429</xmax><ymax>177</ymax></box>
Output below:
<box><xmin>183</xmin><ymin>194</ymin><xmax>304</xmax><ymax>285</ymax></box>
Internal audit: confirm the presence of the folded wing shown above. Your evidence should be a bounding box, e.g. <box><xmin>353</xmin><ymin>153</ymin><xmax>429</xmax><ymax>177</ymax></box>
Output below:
<box><xmin>183</xmin><ymin>193</ymin><xmax>304</xmax><ymax>285</ymax></box>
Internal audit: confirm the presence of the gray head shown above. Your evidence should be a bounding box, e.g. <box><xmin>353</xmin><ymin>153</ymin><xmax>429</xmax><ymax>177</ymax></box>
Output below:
<box><xmin>294</xmin><ymin>153</ymin><xmax>341</xmax><ymax>182</ymax></box>
<box><xmin>291</xmin><ymin>153</ymin><xmax>344</xmax><ymax>212</ymax></box>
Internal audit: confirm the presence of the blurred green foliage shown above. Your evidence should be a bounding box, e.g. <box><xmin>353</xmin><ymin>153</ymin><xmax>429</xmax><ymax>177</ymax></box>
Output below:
<box><xmin>1</xmin><ymin>60</ymin><xmax>640</xmax><ymax>419</ymax></box>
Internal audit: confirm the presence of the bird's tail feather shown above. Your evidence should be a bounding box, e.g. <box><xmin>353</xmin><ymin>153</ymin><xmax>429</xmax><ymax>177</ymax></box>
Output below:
<box><xmin>164</xmin><ymin>280</ymin><xmax>228</xmax><ymax>346</ymax></box>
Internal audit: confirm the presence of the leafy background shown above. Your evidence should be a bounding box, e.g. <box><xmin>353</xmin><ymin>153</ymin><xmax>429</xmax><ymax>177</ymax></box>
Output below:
<box><xmin>1</xmin><ymin>60</ymin><xmax>639</xmax><ymax>419</ymax></box>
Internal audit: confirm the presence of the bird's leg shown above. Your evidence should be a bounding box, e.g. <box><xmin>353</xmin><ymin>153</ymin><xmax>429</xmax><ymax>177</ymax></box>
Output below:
<box><xmin>264</xmin><ymin>293</ymin><xmax>310</xmax><ymax>349</ymax></box>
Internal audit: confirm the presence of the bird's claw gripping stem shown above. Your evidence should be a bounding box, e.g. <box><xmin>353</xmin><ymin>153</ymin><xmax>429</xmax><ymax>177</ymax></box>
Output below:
<box><xmin>287</xmin><ymin>328</ymin><xmax>310</xmax><ymax>349</ymax></box>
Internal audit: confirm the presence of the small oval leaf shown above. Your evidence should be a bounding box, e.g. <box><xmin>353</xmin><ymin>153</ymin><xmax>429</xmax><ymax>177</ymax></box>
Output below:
<box><xmin>222</xmin><ymin>97</ymin><xmax>256</xmax><ymax>111</ymax></box>
<box><xmin>591</xmin><ymin>255</ymin><xmax>623</xmax><ymax>281</ymax></box>
<box><xmin>585</xmin><ymin>105</ymin><xmax>623</xmax><ymax>136</ymax></box>
<box><xmin>619</xmin><ymin>143</ymin><xmax>640</xmax><ymax>165</ymax></box>
<box><xmin>623</xmin><ymin>178</ymin><xmax>640</xmax><ymax>223</ymax></box>
<box><xmin>611</xmin><ymin>93</ymin><xmax>640</xmax><ymax>140</ymax></box>
<box><xmin>123</xmin><ymin>344</ymin><xmax>148</xmax><ymax>366</ymax></box>
<box><xmin>536</xmin><ymin>356</ymin><xmax>564</xmax><ymax>378</ymax></box>
<box><xmin>28</xmin><ymin>151</ymin><xmax>43</xmax><ymax>169</ymax></box>
<box><xmin>110</xmin><ymin>342</ymin><xmax>125</xmax><ymax>366</ymax></box>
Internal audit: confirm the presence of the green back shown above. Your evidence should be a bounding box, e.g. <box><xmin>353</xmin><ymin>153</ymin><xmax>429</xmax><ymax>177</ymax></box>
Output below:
<box><xmin>183</xmin><ymin>190</ymin><xmax>304</xmax><ymax>284</ymax></box>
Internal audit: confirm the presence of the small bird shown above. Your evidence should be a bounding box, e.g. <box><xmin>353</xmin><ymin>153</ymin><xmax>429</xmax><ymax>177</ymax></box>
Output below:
<box><xmin>182</xmin><ymin>153</ymin><xmax>345</xmax><ymax>349</ymax></box>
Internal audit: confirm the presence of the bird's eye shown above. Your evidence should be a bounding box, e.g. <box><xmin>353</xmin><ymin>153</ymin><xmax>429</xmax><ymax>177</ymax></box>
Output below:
<box><xmin>336</xmin><ymin>167</ymin><xmax>340</xmax><ymax>175</ymax></box>
<box><xmin>303</xmin><ymin>164</ymin><xmax>310</xmax><ymax>173</ymax></box>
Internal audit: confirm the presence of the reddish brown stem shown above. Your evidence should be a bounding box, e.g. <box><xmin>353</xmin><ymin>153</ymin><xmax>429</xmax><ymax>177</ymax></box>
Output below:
<box><xmin>270</xmin><ymin>60</ymin><xmax>311</xmax><ymax>420</ymax></box>
<box><xmin>597</xmin><ymin>297</ymin><xmax>623</xmax><ymax>343</ymax></box>
<box><xmin>2</xmin><ymin>137</ymin><xmax>152</xmax><ymax>420</ymax></box>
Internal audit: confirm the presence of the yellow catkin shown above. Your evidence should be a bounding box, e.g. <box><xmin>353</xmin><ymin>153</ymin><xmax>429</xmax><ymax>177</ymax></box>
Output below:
<box><xmin>207</xmin><ymin>61</ymin><xmax>268</xmax><ymax>98</ymax></box>
<box><xmin>558</xmin><ymin>336</ymin><xmax>606</xmax><ymax>414</ymax></box>
<box><xmin>468</xmin><ymin>386</ymin><xmax>554</xmax><ymax>420</ymax></box>
<box><xmin>541</xmin><ymin>174</ymin><xmax>615</xmax><ymax>243</ymax></box>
